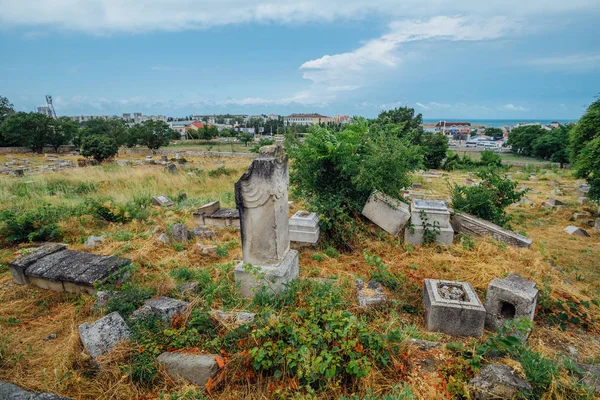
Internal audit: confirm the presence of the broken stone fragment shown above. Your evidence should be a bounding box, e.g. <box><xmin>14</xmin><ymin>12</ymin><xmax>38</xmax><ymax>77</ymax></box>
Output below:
<box><xmin>361</xmin><ymin>190</ymin><xmax>410</xmax><ymax>235</ymax></box>
<box><xmin>95</xmin><ymin>291</ymin><xmax>117</xmax><ymax>308</ymax></box>
<box><xmin>170</xmin><ymin>224</ymin><xmax>188</xmax><ymax>243</ymax></box>
<box><xmin>84</xmin><ymin>235</ymin><xmax>105</xmax><ymax>249</ymax></box>
<box><xmin>78</xmin><ymin>312</ymin><xmax>131</xmax><ymax>359</ymax></box>
<box><xmin>468</xmin><ymin>364</ymin><xmax>532</xmax><ymax>400</ymax></box>
<box><xmin>156</xmin><ymin>233</ymin><xmax>170</xmax><ymax>244</ymax></box>
<box><xmin>156</xmin><ymin>352</ymin><xmax>219</xmax><ymax>387</ymax></box>
<box><xmin>131</xmin><ymin>297</ymin><xmax>189</xmax><ymax>322</ymax></box>
<box><xmin>564</xmin><ymin>226</ymin><xmax>590</xmax><ymax>237</ymax></box>
<box><xmin>195</xmin><ymin>243</ymin><xmax>217</xmax><ymax>256</ymax></box>
<box><xmin>152</xmin><ymin>195</ymin><xmax>174</xmax><ymax>207</ymax></box>
<box><xmin>189</xmin><ymin>226</ymin><xmax>216</xmax><ymax>239</ymax></box>
<box><xmin>211</xmin><ymin>309</ymin><xmax>256</xmax><ymax>326</ymax></box>
<box><xmin>0</xmin><ymin>381</ymin><xmax>70</xmax><ymax>399</ymax></box>
<box><xmin>356</xmin><ymin>279</ymin><xmax>386</xmax><ymax>307</ymax></box>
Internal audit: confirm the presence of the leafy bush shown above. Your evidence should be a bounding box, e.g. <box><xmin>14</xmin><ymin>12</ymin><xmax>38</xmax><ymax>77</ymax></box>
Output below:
<box><xmin>208</xmin><ymin>166</ymin><xmax>235</xmax><ymax>177</ymax></box>
<box><xmin>288</xmin><ymin>120</ymin><xmax>422</xmax><ymax>249</ymax></box>
<box><xmin>81</xmin><ymin>134</ymin><xmax>119</xmax><ymax>162</ymax></box>
<box><xmin>0</xmin><ymin>205</ymin><xmax>63</xmax><ymax>244</ymax></box>
<box><xmin>85</xmin><ymin>198</ymin><xmax>150</xmax><ymax>223</ymax></box>
<box><xmin>420</xmin><ymin>133</ymin><xmax>449</xmax><ymax>169</ymax></box>
<box><xmin>250</xmin><ymin>137</ymin><xmax>275</xmax><ymax>153</ymax></box>
<box><xmin>104</xmin><ymin>282</ymin><xmax>155</xmax><ymax>319</ymax></box>
<box><xmin>479</xmin><ymin>150</ymin><xmax>502</xmax><ymax>167</ymax></box>
<box><xmin>451</xmin><ymin>168</ymin><xmax>526</xmax><ymax>227</ymax></box>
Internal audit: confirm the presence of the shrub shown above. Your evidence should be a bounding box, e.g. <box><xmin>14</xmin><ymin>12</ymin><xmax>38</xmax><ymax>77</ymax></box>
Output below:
<box><xmin>479</xmin><ymin>150</ymin><xmax>502</xmax><ymax>167</ymax></box>
<box><xmin>250</xmin><ymin>137</ymin><xmax>275</xmax><ymax>153</ymax></box>
<box><xmin>85</xmin><ymin>198</ymin><xmax>149</xmax><ymax>223</ymax></box>
<box><xmin>104</xmin><ymin>282</ymin><xmax>155</xmax><ymax>319</ymax></box>
<box><xmin>81</xmin><ymin>134</ymin><xmax>119</xmax><ymax>162</ymax></box>
<box><xmin>0</xmin><ymin>205</ymin><xmax>63</xmax><ymax>244</ymax></box>
<box><xmin>451</xmin><ymin>168</ymin><xmax>526</xmax><ymax>227</ymax></box>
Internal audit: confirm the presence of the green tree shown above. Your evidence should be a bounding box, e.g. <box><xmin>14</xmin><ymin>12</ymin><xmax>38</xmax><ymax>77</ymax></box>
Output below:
<box><xmin>373</xmin><ymin>107</ymin><xmax>423</xmax><ymax>137</ymax></box>
<box><xmin>238</xmin><ymin>132</ymin><xmax>253</xmax><ymax>146</ymax></box>
<box><xmin>479</xmin><ymin>150</ymin><xmax>502</xmax><ymax>167</ymax></box>
<box><xmin>574</xmin><ymin>137</ymin><xmax>600</xmax><ymax>202</ymax></box>
<box><xmin>0</xmin><ymin>95</ymin><xmax>15</xmax><ymax>122</ymax></box>
<box><xmin>420</xmin><ymin>133</ymin><xmax>449</xmax><ymax>169</ymax></box>
<box><xmin>289</xmin><ymin>119</ymin><xmax>422</xmax><ymax>249</ymax></box>
<box><xmin>531</xmin><ymin>126</ymin><xmax>570</xmax><ymax>167</ymax></box>
<box><xmin>569</xmin><ymin>98</ymin><xmax>600</xmax><ymax>161</ymax></box>
<box><xmin>80</xmin><ymin>119</ymin><xmax>129</xmax><ymax>146</ymax></box>
<box><xmin>135</xmin><ymin>120</ymin><xmax>174</xmax><ymax>150</ymax></box>
<box><xmin>47</xmin><ymin>117</ymin><xmax>78</xmax><ymax>152</ymax></box>
<box><xmin>507</xmin><ymin>125</ymin><xmax>546</xmax><ymax>156</ymax></box>
<box><xmin>485</xmin><ymin>127</ymin><xmax>504</xmax><ymax>137</ymax></box>
<box><xmin>81</xmin><ymin>135</ymin><xmax>118</xmax><ymax>162</ymax></box>
<box><xmin>0</xmin><ymin>112</ymin><xmax>52</xmax><ymax>152</ymax></box>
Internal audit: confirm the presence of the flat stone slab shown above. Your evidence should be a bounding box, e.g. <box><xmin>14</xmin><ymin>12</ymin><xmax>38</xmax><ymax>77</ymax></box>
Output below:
<box><xmin>289</xmin><ymin>210</ymin><xmax>320</xmax><ymax>244</ymax></box>
<box><xmin>356</xmin><ymin>279</ymin><xmax>386</xmax><ymax>307</ymax></box>
<box><xmin>131</xmin><ymin>297</ymin><xmax>189</xmax><ymax>322</ymax></box>
<box><xmin>544</xmin><ymin>198</ymin><xmax>565</xmax><ymax>208</ymax></box>
<box><xmin>152</xmin><ymin>195</ymin><xmax>174</xmax><ymax>207</ymax></box>
<box><xmin>0</xmin><ymin>381</ymin><xmax>70</xmax><ymax>399</ymax></box>
<box><xmin>156</xmin><ymin>352</ymin><xmax>219</xmax><ymax>387</ymax></box>
<box><xmin>78</xmin><ymin>312</ymin><xmax>131</xmax><ymax>359</ymax></box>
<box><xmin>564</xmin><ymin>225</ymin><xmax>590</xmax><ymax>237</ymax></box>
<box><xmin>361</xmin><ymin>191</ymin><xmax>410</xmax><ymax>235</ymax></box>
<box><xmin>451</xmin><ymin>212</ymin><xmax>532</xmax><ymax>248</ymax></box>
<box><xmin>468</xmin><ymin>364</ymin><xmax>532</xmax><ymax>400</ymax></box>
<box><xmin>234</xmin><ymin>249</ymin><xmax>299</xmax><ymax>297</ymax></box>
<box><xmin>423</xmin><ymin>279</ymin><xmax>486</xmax><ymax>337</ymax></box>
<box><xmin>485</xmin><ymin>273</ymin><xmax>538</xmax><ymax>333</ymax></box>
<box><xmin>9</xmin><ymin>243</ymin><xmax>131</xmax><ymax>293</ymax></box>
<box><xmin>211</xmin><ymin>310</ymin><xmax>256</xmax><ymax>326</ymax></box>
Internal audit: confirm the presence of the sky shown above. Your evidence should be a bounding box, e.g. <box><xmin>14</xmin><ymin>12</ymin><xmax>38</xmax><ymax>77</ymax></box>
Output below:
<box><xmin>0</xmin><ymin>0</ymin><xmax>599</xmax><ymax>120</ymax></box>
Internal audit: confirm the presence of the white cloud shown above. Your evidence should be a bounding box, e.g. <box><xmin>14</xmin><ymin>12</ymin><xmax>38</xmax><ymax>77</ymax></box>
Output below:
<box><xmin>526</xmin><ymin>53</ymin><xmax>600</xmax><ymax>70</ymax></box>
<box><xmin>500</xmin><ymin>104</ymin><xmax>528</xmax><ymax>111</ymax></box>
<box><xmin>0</xmin><ymin>0</ymin><xmax>594</xmax><ymax>33</ymax></box>
<box><xmin>416</xmin><ymin>102</ymin><xmax>430</xmax><ymax>110</ymax></box>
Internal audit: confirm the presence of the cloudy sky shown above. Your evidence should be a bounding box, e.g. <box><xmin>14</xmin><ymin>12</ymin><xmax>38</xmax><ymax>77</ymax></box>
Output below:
<box><xmin>0</xmin><ymin>0</ymin><xmax>599</xmax><ymax>119</ymax></box>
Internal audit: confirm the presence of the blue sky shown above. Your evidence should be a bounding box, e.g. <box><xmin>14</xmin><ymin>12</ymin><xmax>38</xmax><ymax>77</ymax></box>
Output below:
<box><xmin>0</xmin><ymin>0</ymin><xmax>599</xmax><ymax>119</ymax></box>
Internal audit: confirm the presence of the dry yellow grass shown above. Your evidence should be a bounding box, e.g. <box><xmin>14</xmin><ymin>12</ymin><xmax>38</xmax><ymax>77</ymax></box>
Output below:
<box><xmin>0</xmin><ymin>157</ymin><xmax>599</xmax><ymax>399</ymax></box>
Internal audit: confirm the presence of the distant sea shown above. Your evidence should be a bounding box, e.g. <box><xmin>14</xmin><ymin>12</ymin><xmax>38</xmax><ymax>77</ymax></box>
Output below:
<box><xmin>423</xmin><ymin>119</ymin><xmax>575</xmax><ymax>128</ymax></box>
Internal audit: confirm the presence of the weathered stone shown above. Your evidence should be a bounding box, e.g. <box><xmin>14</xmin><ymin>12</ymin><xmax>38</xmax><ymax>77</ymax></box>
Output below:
<box><xmin>95</xmin><ymin>291</ymin><xmax>116</xmax><ymax>307</ymax></box>
<box><xmin>78</xmin><ymin>312</ymin><xmax>131</xmax><ymax>359</ymax></box>
<box><xmin>423</xmin><ymin>279</ymin><xmax>485</xmax><ymax>337</ymax></box>
<box><xmin>451</xmin><ymin>212</ymin><xmax>532</xmax><ymax>248</ymax></box>
<box><xmin>156</xmin><ymin>352</ymin><xmax>219</xmax><ymax>387</ymax></box>
<box><xmin>152</xmin><ymin>195</ymin><xmax>174</xmax><ymax>207</ymax></box>
<box><xmin>520</xmin><ymin>197</ymin><xmax>532</xmax><ymax>205</ymax></box>
<box><xmin>170</xmin><ymin>224</ymin><xmax>188</xmax><ymax>243</ymax></box>
<box><xmin>595</xmin><ymin>218</ymin><xmax>600</xmax><ymax>231</ymax></box>
<box><xmin>356</xmin><ymin>279</ymin><xmax>386</xmax><ymax>307</ymax></box>
<box><xmin>211</xmin><ymin>310</ymin><xmax>256</xmax><ymax>326</ymax></box>
<box><xmin>468</xmin><ymin>364</ymin><xmax>532</xmax><ymax>400</ymax></box>
<box><xmin>405</xmin><ymin>199</ymin><xmax>454</xmax><ymax>245</ymax></box>
<box><xmin>196</xmin><ymin>201</ymin><xmax>221</xmax><ymax>216</ymax></box>
<box><xmin>188</xmin><ymin>226</ymin><xmax>216</xmax><ymax>239</ymax></box>
<box><xmin>9</xmin><ymin>244</ymin><xmax>130</xmax><ymax>293</ymax></box>
<box><xmin>573</xmin><ymin>213</ymin><xmax>589</xmax><ymax>220</ymax></box>
<box><xmin>43</xmin><ymin>333</ymin><xmax>57</xmax><ymax>341</ymax></box>
<box><xmin>234</xmin><ymin>144</ymin><xmax>298</xmax><ymax>297</ymax></box>
<box><xmin>578</xmin><ymin>197</ymin><xmax>589</xmax><ymax>205</ymax></box>
<box><xmin>361</xmin><ymin>191</ymin><xmax>410</xmax><ymax>235</ymax></box>
<box><xmin>161</xmin><ymin>155</ymin><xmax>168</xmax><ymax>162</ymax></box>
<box><xmin>564</xmin><ymin>226</ymin><xmax>590</xmax><ymax>237</ymax></box>
<box><xmin>289</xmin><ymin>211</ymin><xmax>320</xmax><ymax>244</ymax></box>
<box><xmin>178</xmin><ymin>282</ymin><xmax>200</xmax><ymax>294</ymax></box>
<box><xmin>405</xmin><ymin>225</ymin><xmax>454</xmax><ymax>245</ymax></box>
<box><xmin>166</xmin><ymin>163</ymin><xmax>178</xmax><ymax>174</ymax></box>
<box><xmin>544</xmin><ymin>198</ymin><xmax>565</xmax><ymax>208</ymax></box>
<box><xmin>9</xmin><ymin>243</ymin><xmax>67</xmax><ymax>285</ymax></box>
<box><xmin>195</xmin><ymin>243</ymin><xmax>217</xmax><ymax>256</ymax></box>
<box><xmin>409</xmin><ymin>339</ymin><xmax>442</xmax><ymax>351</ymax></box>
<box><xmin>485</xmin><ymin>273</ymin><xmax>538</xmax><ymax>335</ymax></box>
<box><xmin>412</xmin><ymin>182</ymin><xmax>423</xmax><ymax>189</ymax></box>
<box><xmin>84</xmin><ymin>235</ymin><xmax>105</xmax><ymax>249</ymax></box>
<box><xmin>156</xmin><ymin>233</ymin><xmax>170</xmax><ymax>244</ymax></box>
<box><xmin>194</xmin><ymin>202</ymin><xmax>241</xmax><ymax>229</ymax></box>
<box><xmin>576</xmin><ymin>364</ymin><xmax>600</xmax><ymax>393</ymax></box>
<box><xmin>0</xmin><ymin>381</ymin><xmax>70</xmax><ymax>399</ymax></box>
<box><xmin>132</xmin><ymin>297</ymin><xmax>189</xmax><ymax>322</ymax></box>
<box><xmin>465</xmin><ymin>178</ymin><xmax>475</xmax><ymax>186</ymax></box>
<box><xmin>175</xmin><ymin>152</ymin><xmax>182</xmax><ymax>160</ymax></box>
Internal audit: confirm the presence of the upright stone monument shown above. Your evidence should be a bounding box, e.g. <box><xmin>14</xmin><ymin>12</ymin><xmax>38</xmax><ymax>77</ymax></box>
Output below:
<box><xmin>234</xmin><ymin>144</ymin><xmax>299</xmax><ymax>297</ymax></box>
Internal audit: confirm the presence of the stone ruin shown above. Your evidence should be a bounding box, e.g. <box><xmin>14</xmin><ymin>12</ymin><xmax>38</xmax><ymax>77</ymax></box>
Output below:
<box><xmin>485</xmin><ymin>273</ymin><xmax>538</xmax><ymax>334</ymax></box>
<box><xmin>423</xmin><ymin>279</ymin><xmax>486</xmax><ymax>337</ymax></box>
<box><xmin>193</xmin><ymin>200</ymin><xmax>240</xmax><ymax>229</ymax></box>
<box><xmin>289</xmin><ymin>210</ymin><xmax>320</xmax><ymax>245</ymax></box>
<box><xmin>451</xmin><ymin>212</ymin><xmax>532</xmax><ymax>248</ymax></box>
<box><xmin>356</xmin><ymin>279</ymin><xmax>386</xmax><ymax>307</ymax></box>
<box><xmin>405</xmin><ymin>200</ymin><xmax>454</xmax><ymax>245</ymax></box>
<box><xmin>564</xmin><ymin>225</ymin><xmax>590</xmax><ymax>237</ymax></box>
<box><xmin>233</xmin><ymin>144</ymin><xmax>298</xmax><ymax>297</ymax></box>
<box><xmin>152</xmin><ymin>194</ymin><xmax>174</xmax><ymax>207</ymax></box>
<box><xmin>361</xmin><ymin>190</ymin><xmax>410</xmax><ymax>235</ymax></box>
<box><xmin>9</xmin><ymin>243</ymin><xmax>131</xmax><ymax>294</ymax></box>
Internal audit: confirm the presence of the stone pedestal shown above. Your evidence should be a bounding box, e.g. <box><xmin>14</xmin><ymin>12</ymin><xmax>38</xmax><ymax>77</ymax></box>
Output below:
<box><xmin>485</xmin><ymin>273</ymin><xmax>538</xmax><ymax>333</ymax></box>
<box><xmin>405</xmin><ymin>200</ymin><xmax>454</xmax><ymax>245</ymax></box>
<box><xmin>361</xmin><ymin>191</ymin><xmax>410</xmax><ymax>235</ymax></box>
<box><xmin>234</xmin><ymin>144</ymin><xmax>298</xmax><ymax>296</ymax></box>
<box><xmin>289</xmin><ymin>211</ymin><xmax>320</xmax><ymax>244</ymax></box>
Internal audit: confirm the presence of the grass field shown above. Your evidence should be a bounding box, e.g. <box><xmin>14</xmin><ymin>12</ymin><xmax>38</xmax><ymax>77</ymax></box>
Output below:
<box><xmin>449</xmin><ymin>149</ymin><xmax>558</xmax><ymax>166</ymax></box>
<box><xmin>0</xmin><ymin>156</ymin><xmax>599</xmax><ymax>399</ymax></box>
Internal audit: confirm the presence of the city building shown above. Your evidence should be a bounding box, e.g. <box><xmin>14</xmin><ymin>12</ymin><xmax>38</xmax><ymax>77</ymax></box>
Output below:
<box><xmin>333</xmin><ymin>115</ymin><xmax>352</xmax><ymax>124</ymax></box>
<box><xmin>133</xmin><ymin>112</ymin><xmax>142</xmax><ymax>122</ymax></box>
<box><xmin>284</xmin><ymin>113</ymin><xmax>331</xmax><ymax>126</ymax></box>
<box><xmin>434</xmin><ymin>121</ymin><xmax>472</xmax><ymax>136</ymax></box>
<box><xmin>122</xmin><ymin>113</ymin><xmax>131</xmax><ymax>121</ymax></box>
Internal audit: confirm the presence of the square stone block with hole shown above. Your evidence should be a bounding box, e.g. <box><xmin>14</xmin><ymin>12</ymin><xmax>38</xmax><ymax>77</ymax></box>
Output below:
<box><xmin>289</xmin><ymin>210</ymin><xmax>320</xmax><ymax>244</ymax></box>
<box><xmin>361</xmin><ymin>191</ymin><xmax>410</xmax><ymax>235</ymax></box>
<box><xmin>410</xmin><ymin>199</ymin><xmax>451</xmax><ymax>229</ymax></box>
<box><xmin>485</xmin><ymin>273</ymin><xmax>538</xmax><ymax>331</ymax></box>
<box><xmin>423</xmin><ymin>279</ymin><xmax>486</xmax><ymax>337</ymax></box>
<box><xmin>234</xmin><ymin>249</ymin><xmax>299</xmax><ymax>297</ymax></box>
<box><xmin>405</xmin><ymin>225</ymin><xmax>454</xmax><ymax>245</ymax></box>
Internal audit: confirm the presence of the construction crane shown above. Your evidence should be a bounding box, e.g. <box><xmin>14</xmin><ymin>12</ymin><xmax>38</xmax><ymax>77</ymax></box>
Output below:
<box><xmin>45</xmin><ymin>95</ymin><xmax>57</xmax><ymax>119</ymax></box>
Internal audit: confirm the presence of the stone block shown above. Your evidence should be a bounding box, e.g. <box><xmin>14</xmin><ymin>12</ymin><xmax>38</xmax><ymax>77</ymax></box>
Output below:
<box><xmin>0</xmin><ymin>380</ymin><xmax>70</xmax><ymax>399</ymax></box>
<box><xmin>166</xmin><ymin>163</ymin><xmax>178</xmax><ymax>174</ymax></box>
<box><xmin>578</xmin><ymin>197</ymin><xmax>589</xmax><ymax>205</ymax></box>
<box><xmin>9</xmin><ymin>243</ymin><xmax>67</xmax><ymax>285</ymax></box>
<box><xmin>211</xmin><ymin>310</ymin><xmax>256</xmax><ymax>326</ymax></box>
<box><xmin>451</xmin><ymin>212</ymin><xmax>532</xmax><ymax>248</ymax></box>
<box><xmin>170</xmin><ymin>224</ymin><xmax>188</xmax><ymax>243</ymax></box>
<box><xmin>544</xmin><ymin>198</ymin><xmax>565</xmax><ymax>208</ymax></box>
<box><xmin>356</xmin><ymin>279</ymin><xmax>386</xmax><ymax>307</ymax></box>
<box><xmin>573</xmin><ymin>213</ymin><xmax>589</xmax><ymax>220</ymax></box>
<box><xmin>564</xmin><ymin>226</ymin><xmax>590</xmax><ymax>237</ymax></box>
<box><xmin>235</xmin><ymin>249</ymin><xmax>299</xmax><ymax>297</ymax></box>
<box><xmin>78</xmin><ymin>312</ymin><xmax>131</xmax><ymax>359</ymax></box>
<box><xmin>156</xmin><ymin>233</ymin><xmax>170</xmax><ymax>244</ymax></box>
<box><xmin>468</xmin><ymin>364</ymin><xmax>532</xmax><ymax>400</ymax></box>
<box><xmin>84</xmin><ymin>235</ymin><xmax>105</xmax><ymax>249</ymax></box>
<box><xmin>196</xmin><ymin>200</ymin><xmax>221</xmax><ymax>216</ymax></box>
<box><xmin>485</xmin><ymin>273</ymin><xmax>538</xmax><ymax>332</ymax></box>
<box><xmin>132</xmin><ymin>297</ymin><xmax>189</xmax><ymax>322</ymax></box>
<box><xmin>189</xmin><ymin>226</ymin><xmax>216</xmax><ymax>239</ymax></box>
<box><xmin>195</xmin><ymin>243</ymin><xmax>217</xmax><ymax>256</ymax></box>
<box><xmin>289</xmin><ymin>211</ymin><xmax>320</xmax><ymax>244</ymax></box>
<box><xmin>423</xmin><ymin>279</ymin><xmax>486</xmax><ymax>337</ymax></box>
<box><xmin>404</xmin><ymin>225</ymin><xmax>454</xmax><ymax>246</ymax></box>
<box><xmin>412</xmin><ymin>182</ymin><xmax>422</xmax><ymax>189</ymax></box>
<box><xmin>156</xmin><ymin>352</ymin><xmax>219</xmax><ymax>387</ymax></box>
<box><xmin>361</xmin><ymin>190</ymin><xmax>410</xmax><ymax>235</ymax></box>
<box><xmin>152</xmin><ymin>195</ymin><xmax>174</xmax><ymax>207</ymax></box>
<box><xmin>410</xmin><ymin>199</ymin><xmax>451</xmax><ymax>229</ymax></box>
<box><xmin>595</xmin><ymin>218</ymin><xmax>600</xmax><ymax>231</ymax></box>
